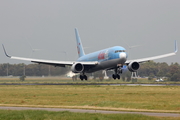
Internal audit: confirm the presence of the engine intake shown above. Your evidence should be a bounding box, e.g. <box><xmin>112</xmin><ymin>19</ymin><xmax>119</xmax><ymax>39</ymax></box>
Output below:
<box><xmin>128</xmin><ymin>61</ymin><xmax>140</xmax><ymax>72</ymax></box>
<box><xmin>71</xmin><ymin>63</ymin><xmax>84</xmax><ymax>73</ymax></box>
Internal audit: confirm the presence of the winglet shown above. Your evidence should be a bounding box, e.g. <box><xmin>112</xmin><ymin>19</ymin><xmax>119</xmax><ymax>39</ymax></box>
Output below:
<box><xmin>175</xmin><ymin>40</ymin><xmax>178</xmax><ymax>53</ymax></box>
<box><xmin>2</xmin><ymin>44</ymin><xmax>11</xmax><ymax>58</ymax></box>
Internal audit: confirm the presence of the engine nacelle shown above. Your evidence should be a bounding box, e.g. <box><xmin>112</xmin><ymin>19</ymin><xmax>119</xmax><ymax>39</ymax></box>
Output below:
<box><xmin>71</xmin><ymin>63</ymin><xmax>84</xmax><ymax>73</ymax></box>
<box><xmin>128</xmin><ymin>61</ymin><xmax>140</xmax><ymax>72</ymax></box>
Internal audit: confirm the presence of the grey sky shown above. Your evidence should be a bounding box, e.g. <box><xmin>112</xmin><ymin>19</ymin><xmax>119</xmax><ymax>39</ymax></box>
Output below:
<box><xmin>0</xmin><ymin>0</ymin><xmax>179</xmax><ymax>64</ymax></box>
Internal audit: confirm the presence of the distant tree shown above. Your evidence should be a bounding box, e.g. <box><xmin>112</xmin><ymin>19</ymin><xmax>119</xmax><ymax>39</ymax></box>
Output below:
<box><xmin>125</xmin><ymin>71</ymin><xmax>131</xmax><ymax>82</ymax></box>
<box><xmin>122</xmin><ymin>76</ymin><xmax>125</xmax><ymax>81</ymax></box>
<box><xmin>148</xmin><ymin>73</ymin><xmax>154</xmax><ymax>80</ymax></box>
<box><xmin>19</xmin><ymin>75</ymin><xmax>26</xmax><ymax>81</ymax></box>
<box><xmin>168</xmin><ymin>63</ymin><xmax>180</xmax><ymax>81</ymax></box>
<box><xmin>72</xmin><ymin>75</ymin><xmax>78</xmax><ymax>81</ymax></box>
<box><xmin>93</xmin><ymin>70</ymin><xmax>104</xmax><ymax>80</ymax></box>
<box><xmin>126</xmin><ymin>76</ymin><xmax>131</xmax><ymax>82</ymax></box>
<box><xmin>157</xmin><ymin>62</ymin><xmax>169</xmax><ymax>77</ymax></box>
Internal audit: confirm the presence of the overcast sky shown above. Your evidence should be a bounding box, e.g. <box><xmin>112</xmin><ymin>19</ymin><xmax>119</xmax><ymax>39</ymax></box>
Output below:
<box><xmin>0</xmin><ymin>0</ymin><xmax>179</xmax><ymax>64</ymax></box>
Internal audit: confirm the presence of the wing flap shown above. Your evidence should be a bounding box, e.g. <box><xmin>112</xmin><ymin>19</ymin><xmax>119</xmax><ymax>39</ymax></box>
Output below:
<box><xmin>11</xmin><ymin>56</ymin><xmax>74</xmax><ymax>66</ymax></box>
<box><xmin>2</xmin><ymin>44</ymin><xmax>98</xmax><ymax>67</ymax></box>
<box><xmin>10</xmin><ymin>56</ymin><xmax>98</xmax><ymax>67</ymax></box>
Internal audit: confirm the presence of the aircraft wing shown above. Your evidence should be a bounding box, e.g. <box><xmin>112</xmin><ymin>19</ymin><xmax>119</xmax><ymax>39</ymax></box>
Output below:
<box><xmin>2</xmin><ymin>45</ymin><xmax>98</xmax><ymax>67</ymax></box>
<box><xmin>125</xmin><ymin>40</ymin><xmax>178</xmax><ymax>64</ymax></box>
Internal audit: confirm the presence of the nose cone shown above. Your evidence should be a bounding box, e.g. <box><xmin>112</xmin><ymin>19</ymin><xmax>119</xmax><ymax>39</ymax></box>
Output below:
<box><xmin>119</xmin><ymin>52</ymin><xmax>127</xmax><ymax>61</ymax></box>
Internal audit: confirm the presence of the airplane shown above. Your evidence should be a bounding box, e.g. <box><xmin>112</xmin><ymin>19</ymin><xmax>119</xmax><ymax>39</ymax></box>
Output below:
<box><xmin>155</xmin><ymin>78</ymin><xmax>164</xmax><ymax>82</ymax></box>
<box><xmin>2</xmin><ymin>28</ymin><xmax>178</xmax><ymax>80</ymax></box>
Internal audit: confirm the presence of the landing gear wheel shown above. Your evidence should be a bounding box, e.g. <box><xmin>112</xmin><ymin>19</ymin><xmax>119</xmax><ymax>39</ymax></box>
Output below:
<box><xmin>112</xmin><ymin>74</ymin><xmax>116</xmax><ymax>80</ymax></box>
<box><xmin>79</xmin><ymin>75</ymin><xmax>88</xmax><ymax>81</ymax></box>
<box><xmin>80</xmin><ymin>75</ymin><xmax>84</xmax><ymax>81</ymax></box>
<box><xmin>112</xmin><ymin>74</ymin><xmax>120</xmax><ymax>80</ymax></box>
<box><xmin>117</xmin><ymin>74</ymin><xmax>120</xmax><ymax>79</ymax></box>
<box><xmin>84</xmin><ymin>75</ymin><xmax>87</xmax><ymax>80</ymax></box>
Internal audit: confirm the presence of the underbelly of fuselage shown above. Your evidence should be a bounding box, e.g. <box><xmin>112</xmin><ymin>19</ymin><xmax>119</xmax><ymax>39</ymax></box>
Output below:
<box><xmin>85</xmin><ymin>58</ymin><xmax>126</xmax><ymax>73</ymax></box>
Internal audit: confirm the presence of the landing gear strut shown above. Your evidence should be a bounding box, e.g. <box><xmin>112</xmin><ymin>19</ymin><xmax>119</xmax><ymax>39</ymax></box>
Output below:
<box><xmin>80</xmin><ymin>74</ymin><xmax>87</xmax><ymax>81</ymax></box>
<box><xmin>112</xmin><ymin>67</ymin><xmax>122</xmax><ymax>80</ymax></box>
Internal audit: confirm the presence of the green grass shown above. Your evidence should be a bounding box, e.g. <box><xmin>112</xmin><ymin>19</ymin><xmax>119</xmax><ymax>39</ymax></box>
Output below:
<box><xmin>0</xmin><ymin>110</ymin><xmax>179</xmax><ymax>120</ymax></box>
<box><xmin>0</xmin><ymin>85</ymin><xmax>180</xmax><ymax>112</ymax></box>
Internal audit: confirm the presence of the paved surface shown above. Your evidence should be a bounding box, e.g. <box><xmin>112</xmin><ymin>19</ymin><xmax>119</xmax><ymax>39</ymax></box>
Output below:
<box><xmin>0</xmin><ymin>106</ymin><xmax>180</xmax><ymax>117</ymax></box>
<box><xmin>0</xmin><ymin>83</ymin><xmax>180</xmax><ymax>86</ymax></box>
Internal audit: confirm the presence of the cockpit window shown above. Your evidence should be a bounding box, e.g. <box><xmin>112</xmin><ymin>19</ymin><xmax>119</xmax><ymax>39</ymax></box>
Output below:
<box><xmin>115</xmin><ymin>50</ymin><xmax>125</xmax><ymax>53</ymax></box>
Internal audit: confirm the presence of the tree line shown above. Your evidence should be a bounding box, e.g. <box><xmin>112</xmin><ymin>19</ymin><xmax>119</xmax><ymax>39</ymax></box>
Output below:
<box><xmin>138</xmin><ymin>61</ymin><xmax>180</xmax><ymax>81</ymax></box>
<box><xmin>0</xmin><ymin>63</ymin><xmax>69</xmax><ymax>77</ymax></box>
<box><xmin>0</xmin><ymin>61</ymin><xmax>180</xmax><ymax>81</ymax></box>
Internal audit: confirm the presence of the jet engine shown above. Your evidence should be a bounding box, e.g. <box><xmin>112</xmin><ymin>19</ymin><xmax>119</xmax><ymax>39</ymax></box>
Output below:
<box><xmin>71</xmin><ymin>63</ymin><xmax>84</xmax><ymax>73</ymax></box>
<box><xmin>128</xmin><ymin>61</ymin><xmax>140</xmax><ymax>72</ymax></box>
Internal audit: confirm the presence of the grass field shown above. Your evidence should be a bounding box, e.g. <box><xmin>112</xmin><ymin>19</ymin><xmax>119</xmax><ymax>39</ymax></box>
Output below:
<box><xmin>0</xmin><ymin>85</ymin><xmax>180</xmax><ymax>112</ymax></box>
<box><xmin>0</xmin><ymin>110</ymin><xmax>179</xmax><ymax>120</ymax></box>
<box><xmin>0</xmin><ymin>82</ymin><xmax>180</xmax><ymax>119</ymax></box>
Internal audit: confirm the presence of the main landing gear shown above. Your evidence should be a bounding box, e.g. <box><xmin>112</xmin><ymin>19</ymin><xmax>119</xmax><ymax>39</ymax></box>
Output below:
<box><xmin>79</xmin><ymin>74</ymin><xmax>87</xmax><ymax>81</ymax></box>
<box><xmin>112</xmin><ymin>74</ymin><xmax>120</xmax><ymax>79</ymax></box>
<box><xmin>112</xmin><ymin>67</ymin><xmax>122</xmax><ymax>80</ymax></box>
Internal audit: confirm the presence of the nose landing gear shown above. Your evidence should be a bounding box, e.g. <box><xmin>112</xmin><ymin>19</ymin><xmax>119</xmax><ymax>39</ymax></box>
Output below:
<box><xmin>112</xmin><ymin>67</ymin><xmax>122</xmax><ymax>80</ymax></box>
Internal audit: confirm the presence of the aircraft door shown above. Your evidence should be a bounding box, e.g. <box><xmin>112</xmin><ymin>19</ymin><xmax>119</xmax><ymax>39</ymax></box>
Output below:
<box><xmin>104</xmin><ymin>50</ymin><xmax>109</xmax><ymax>60</ymax></box>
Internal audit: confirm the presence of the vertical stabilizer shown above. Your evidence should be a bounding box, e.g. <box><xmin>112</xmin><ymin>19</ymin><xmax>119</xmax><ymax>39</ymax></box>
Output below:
<box><xmin>75</xmin><ymin>28</ymin><xmax>85</xmax><ymax>57</ymax></box>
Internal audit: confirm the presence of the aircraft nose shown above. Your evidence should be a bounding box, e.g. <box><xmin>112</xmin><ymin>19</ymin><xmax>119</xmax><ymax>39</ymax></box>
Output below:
<box><xmin>119</xmin><ymin>52</ymin><xmax>127</xmax><ymax>60</ymax></box>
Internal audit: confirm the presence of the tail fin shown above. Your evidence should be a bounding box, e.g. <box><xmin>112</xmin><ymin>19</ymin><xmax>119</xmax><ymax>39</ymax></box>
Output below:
<box><xmin>75</xmin><ymin>28</ymin><xmax>85</xmax><ymax>57</ymax></box>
